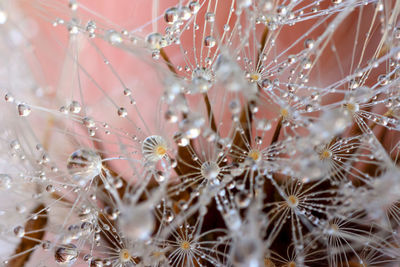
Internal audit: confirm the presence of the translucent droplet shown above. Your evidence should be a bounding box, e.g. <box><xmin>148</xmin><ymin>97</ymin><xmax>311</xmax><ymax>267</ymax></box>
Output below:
<box><xmin>188</xmin><ymin>1</ymin><xmax>200</xmax><ymax>14</ymax></box>
<box><xmin>83</xmin><ymin>117</ymin><xmax>95</xmax><ymax>128</ymax></box>
<box><xmin>204</xmin><ymin>36</ymin><xmax>216</xmax><ymax>48</ymax></box>
<box><xmin>155</xmin><ymin>171</ymin><xmax>166</xmax><ymax>183</ymax></box>
<box><xmin>165</xmin><ymin>110</ymin><xmax>178</xmax><ymax>123</ymax></box>
<box><xmin>142</xmin><ymin>135</ymin><xmax>168</xmax><ymax>162</ymax></box>
<box><xmin>174</xmin><ymin>133</ymin><xmax>189</xmax><ymax>147</ymax></box>
<box><xmin>106</xmin><ymin>30</ymin><xmax>123</xmax><ymax>45</ymax></box>
<box><xmin>304</xmin><ymin>38</ymin><xmax>315</xmax><ymax>49</ymax></box>
<box><xmin>10</xmin><ymin>140</ymin><xmax>20</xmax><ymax>150</ymax></box>
<box><xmin>191</xmin><ymin>67</ymin><xmax>213</xmax><ymax>93</ymax></box>
<box><xmin>4</xmin><ymin>93</ymin><xmax>13</xmax><ymax>102</ymax></box>
<box><xmin>201</xmin><ymin>161</ymin><xmax>220</xmax><ymax>180</ymax></box>
<box><xmin>123</xmin><ymin>88</ymin><xmax>131</xmax><ymax>96</ymax></box>
<box><xmin>394</xmin><ymin>27</ymin><xmax>400</xmax><ymax>39</ymax></box>
<box><xmin>164</xmin><ymin>7</ymin><xmax>179</xmax><ymax>24</ymax></box>
<box><xmin>17</xmin><ymin>104</ymin><xmax>31</xmax><ymax>117</ymax></box>
<box><xmin>205</xmin><ymin>12</ymin><xmax>215</xmax><ymax>22</ymax></box>
<box><xmin>229</xmin><ymin>99</ymin><xmax>241</xmax><ymax>114</ymax></box>
<box><xmin>117</xmin><ymin>107</ymin><xmax>127</xmax><ymax>117</ymax></box>
<box><xmin>0</xmin><ymin>174</ymin><xmax>12</xmax><ymax>190</ymax></box>
<box><xmin>55</xmin><ymin>244</ymin><xmax>79</xmax><ymax>264</ymax></box>
<box><xmin>238</xmin><ymin>0</ymin><xmax>252</xmax><ymax>8</ymax></box>
<box><xmin>13</xmin><ymin>225</ymin><xmax>25</xmax><ymax>237</ymax></box>
<box><xmin>69</xmin><ymin>101</ymin><xmax>81</xmax><ymax>113</ymax></box>
<box><xmin>179</xmin><ymin>7</ymin><xmax>192</xmax><ymax>20</ymax></box>
<box><xmin>68</xmin><ymin>0</ymin><xmax>78</xmax><ymax>10</ymax></box>
<box><xmin>179</xmin><ymin>114</ymin><xmax>205</xmax><ymax>139</ymax></box>
<box><xmin>0</xmin><ymin>10</ymin><xmax>7</xmax><ymax>24</ymax></box>
<box><xmin>302</xmin><ymin>58</ymin><xmax>312</xmax><ymax>69</ymax></box>
<box><xmin>255</xmin><ymin>119</ymin><xmax>271</xmax><ymax>131</ymax></box>
<box><xmin>67</xmin><ymin>149</ymin><xmax>102</xmax><ymax>186</ymax></box>
<box><xmin>146</xmin><ymin>32</ymin><xmax>164</xmax><ymax>50</ymax></box>
<box><xmin>277</xmin><ymin>5</ymin><xmax>288</xmax><ymax>15</ymax></box>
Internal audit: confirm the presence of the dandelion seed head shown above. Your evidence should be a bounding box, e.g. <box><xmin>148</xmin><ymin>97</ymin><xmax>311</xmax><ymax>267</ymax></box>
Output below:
<box><xmin>1</xmin><ymin>0</ymin><xmax>400</xmax><ymax>266</ymax></box>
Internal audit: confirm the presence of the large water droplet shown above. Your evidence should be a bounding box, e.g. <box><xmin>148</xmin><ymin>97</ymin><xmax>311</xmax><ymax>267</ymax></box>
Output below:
<box><xmin>54</xmin><ymin>244</ymin><xmax>79</xmax><ymax>264</ymax></box>
<box><xmin>0</xmin><ymin>174</ymin><xmax>12</xmax><ymax>190</ymax></box>
<box><xmin>67</xmin><ymin>149</ymin><xmax>102</xmax><ymax>186</ymax></box>
<box><xmin>164</xmin><ymin>7</ymin><xmax>179</xmax><ymax>24</ymax></box>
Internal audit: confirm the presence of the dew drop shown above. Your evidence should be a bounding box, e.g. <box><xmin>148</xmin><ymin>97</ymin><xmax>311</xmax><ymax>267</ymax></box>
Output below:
<box><xmin>17</xmin><ymin>104</ymin><xmax>31</xmax><ymax>117</ymax></box>
<box><xmin>13</xmin><ymin>225</ymin><xmax>25</xmax><ymax>237</ymax></box>
<box><xmin>67</xmin><ymin>149</ymin><xmax>102</xmax><ymax>186</ymax></box>
<box><xmin>117</xmin><ymin>107</ymin><xmax>127</xmax><ymax>117</ymax></box>
<box><xmin>0</xmin><ymin>174</ymin><xmax>12</xmax><ymax>190</ymax></box>
<box><xmin>4</xmin><ymin>93</ymin><xmax>13</xmax><ymax>102</ymax></box>
<box><xmin>106</xmin><ymin>30</ymin><xmax>123</xmax><ymax>45</ymax></box>
<box><xmin>54</xmin><ymin>244</ymin><xmax>79</xmax><ymax>264</ymax></box>
<box><xmin>69</xmin><ymin>101</ymin><xmax>81</xmax><ymax>113</ymax></box>
<box><xmin>188</xmin><ymin>1</ymin><xmax>200</xmax><ymax>14</ymax></box>
<box><xmin>0</xmin><ymin>10</ymin><xmax>7</xmax><ymax>24</ymax></box>
<box><xmin>164</xmin><ymin>7</ymin><xmax>179</xmax><ymax>24</ymax></box>
<box><xmin>204</xmin><ymin>36</ymin><xmax>216</xmax><ymax>48</ymax></box>
<box><xmin>146</xmin><ymin>32</ymin><xmax>164</xmax><ymax>50</ymax></box>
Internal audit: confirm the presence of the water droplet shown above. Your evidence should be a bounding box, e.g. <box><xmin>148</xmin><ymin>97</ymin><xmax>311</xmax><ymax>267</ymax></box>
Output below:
<box><xmin>55</xmin><ymin>244</ymin><xmax>79</xmax><ymax>264</ymax></box>
<box><xmin>117</xmin><ymin>107</ymin><xmax>127</xmax><ymax>117</ymax></box>
<box><xmin>204</xmin><ymin>36</ymin><xmax>216</xmax><ymax>48</ymax></box>
<box><xmin>179</xmin><ymin>114</ymin><xmax>205</xmax><ymax>139</ymax></box>
<box><xmin>302</xmin><ymin>58</ymin><xmax>312</xmax><ymax>69</ymax></box>
<box><xmin>188</xmin><ymin>1</ymin><xmax>200</xmax><ymax>14</ymax></box>
<box><xmin>106</xmin><ymin>30</ymin><xmax>122</xmax><ymax>44</ymax></box>
<box><xmin>191</xmin><ymin>67</ymin><xmax>213</xmax><ymax>93</ymax></box>
<box><xmin>165</xmin><ymin>109</ymin><xmax>178</xmax><ymax>123</ymax></box>
<box><xmin>304</xmin><ymin>38</ymin><xmax>315</xmax><ymax>49</ymax></box>
<box><xmin>10</xmin><ymin>140</ymin><xmax>20</xmax><ymax>150</ymax></box>
<box><xmin>146</xmin><ymin>32</ymin><xmax>164</xmax><ymax>50</ymax></box>
<box><xmin>205</xmin><ymin>12</ymin><xmax>215</xmax><ymax>22</ymax></box>
<box><xmin>394</xmin><ymin>27</ymin><xmax>400</xmax><ymax>39</ymax></box>
<box><xmin>13</xmin><ymin>225</ymin><xmax>25</xmax><ymax>237</ymax></box>
<box><xmin>4</xmin><ymin>93</ymin><xmax>13</xmax><ymax>102</ymax></box>
<box><xmin>179</xmin><ymin>7</ymin><xmax>192</xmax><ymax>20</ymax></box>
<box><xmin>256</xmin><ymin>119</ymin><xmax>271</xmax><ymax>131</ymax></box>
<box><xmin>164</xmin><ymin>7</ymin><xmax>179</xmax><ymax>24</ymax></box>
<box><xmin>123</xmin><ymin>88</ymin><xmax>131</xmax><ymax>96</ymax></box>
<box><xmin>67</xmin><ymin>149</ymin><xmax>102</xmax><ymax>186</ymax></box>
<box><xmin>0</xmin><ymin>174</ymin><xmax>12</xmax><ymax>190</ymax></box>
<box><xmin>0</xmin><ymin>10</ymin><xmax>8</xmax><ymax>24</ymax></box>
<box><xmin>83</xmin><ymin>117</ymin><xmax>95</xmax><ymax>128</ymax></box>
<box><xmin>69</xmin><ymin>101</ymin><xmax>81</xmax><ymax>113</ymax></box>
<box><xmin>17</xmin><ymin>104</ymin><xmax>31</xmax><ymax>117</ymax></box>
